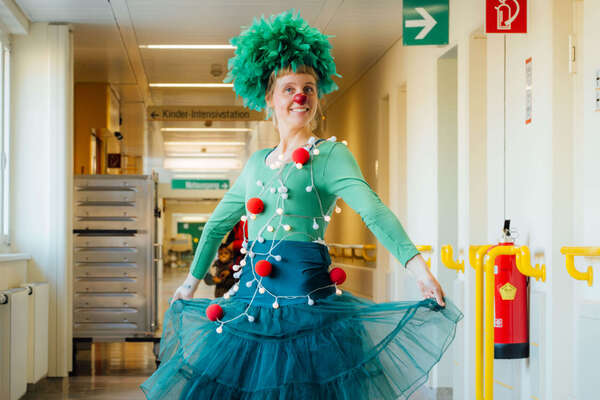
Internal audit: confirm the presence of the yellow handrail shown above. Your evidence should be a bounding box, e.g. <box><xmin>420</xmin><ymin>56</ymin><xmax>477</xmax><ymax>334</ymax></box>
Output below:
<box><xmin>416</xmin><ymin>245</ymin><xmax>433</xmax><ymax>269</ymax></box>
<box><xmin>360</xmin><ymin>244</ymin><xmax>377</xmax><ymax>262</ymax></box>
<box><xmin>474</xmin><ymin>245</ymin><xmax>492</xmax><ymax>400</ymax></box>
<box><xmin>328</xmin><ymin>243</ymin><xmax>377</xmax><ymax>262</ymax></box>
<box><xmin>469</xmin><ymin>245</ymin><xmax>488</xmax><ymax>271</ymax></box>
<box><xmin>441</xmin><ymin>245</ymin><xmax>464</xmax><ymax>273</ymax></box>
<box><xmin>515</xmin><ymin>246</ymin><xmax>546</xmax><ymax>282</ymax></box>
<box><xmin>560</xmin><ymin>246</ymin><xmax>598</xmax><ymax>287</ymax></box>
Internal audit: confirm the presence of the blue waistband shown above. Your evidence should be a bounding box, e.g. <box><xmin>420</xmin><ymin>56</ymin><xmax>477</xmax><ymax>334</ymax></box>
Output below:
<box><xmin>232</xmin><ymin>240</ymin><xmax>335</xmax><ymax>306</ymax></box>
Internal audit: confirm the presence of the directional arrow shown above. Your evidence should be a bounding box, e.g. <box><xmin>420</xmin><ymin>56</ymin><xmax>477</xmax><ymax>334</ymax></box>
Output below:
<box><xmin>405</xmin><ymin>7</ymin><xmax>437</xmax><ymax>40</ymax></box>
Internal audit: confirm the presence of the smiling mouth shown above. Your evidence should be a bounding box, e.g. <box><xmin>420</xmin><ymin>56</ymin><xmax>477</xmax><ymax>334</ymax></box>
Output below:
<box><xmin>290</xmin><ymin>107</ymin><xmax>310</xmax><ymax>112</ymax></box>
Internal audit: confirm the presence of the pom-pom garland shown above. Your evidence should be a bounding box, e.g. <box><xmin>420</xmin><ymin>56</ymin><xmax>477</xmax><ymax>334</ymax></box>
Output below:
<box><xmin>206</xmin><ymin>304</ymin><xmax>224</xmax><ymax>321</ymax></box>
<box><xmin>255</xmin><ymin>260</ymin><xmax>273</xmax><ymax>277</ymax></box>
<box><xmin>225</xmin><ymin>10</ymin><xmax>340</xmax><ymax>111</ymax></box>
<box><xmin>247</xmin><ymin>197</ymin><xmax>264</xmax><ymax>214</ymax></box>
<box><xmin>329</xmin><ymin>267</ymin><xmax>347</xmax><ymax>285</ymax></box>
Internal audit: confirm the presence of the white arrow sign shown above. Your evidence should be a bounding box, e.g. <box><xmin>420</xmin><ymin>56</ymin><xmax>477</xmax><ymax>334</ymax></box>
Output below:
<box><xmin>405</xmin><ymin>7</ymin><xmax>437</xmax><ymax>40</ymax></box>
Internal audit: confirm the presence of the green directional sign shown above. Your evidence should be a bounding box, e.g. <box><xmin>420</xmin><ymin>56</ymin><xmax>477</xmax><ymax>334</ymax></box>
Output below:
<box><xmin>403</xmin><ymin>0</ymin><xmax>449</xmax><ymax>46</ymax></box>
<box><xmin>172</xmin><ymin>179</ymin><xmax>230</xmax><ymax>190</ymax></box>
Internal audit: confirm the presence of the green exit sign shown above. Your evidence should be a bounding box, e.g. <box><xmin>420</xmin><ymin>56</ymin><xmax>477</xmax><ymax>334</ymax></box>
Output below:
<box><xmin>172</xmin><ymin>179</ymin><xmax>230</xmax><ymax>190</ymax></box>
<box><xmin>403</xmin><ymin>0</ymin><xmax>449</xmax><ymax>46</ymax></box>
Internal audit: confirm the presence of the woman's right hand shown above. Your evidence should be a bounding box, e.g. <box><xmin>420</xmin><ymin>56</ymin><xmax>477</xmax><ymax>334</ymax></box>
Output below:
<box><xmin>170</xmin><ymin>274</ymin><xmax>200</xmax><ymax>306</ymax></box>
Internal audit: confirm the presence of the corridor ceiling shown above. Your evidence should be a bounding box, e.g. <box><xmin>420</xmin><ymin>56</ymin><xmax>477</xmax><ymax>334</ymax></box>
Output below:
<box><xmin>15</xmin><ymin>0</ymin><xmax>406</xmax><ymax>108</ymax></box>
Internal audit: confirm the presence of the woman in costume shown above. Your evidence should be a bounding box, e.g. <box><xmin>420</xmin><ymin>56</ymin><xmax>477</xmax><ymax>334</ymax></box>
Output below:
<box><xmin>142</xmin><ymin>11</ymin><xmax>462</xmax><ymax>400</ymax></box>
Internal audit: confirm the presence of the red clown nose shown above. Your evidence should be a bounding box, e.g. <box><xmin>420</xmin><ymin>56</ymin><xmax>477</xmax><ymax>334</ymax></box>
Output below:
<box><xmin>293</xmin><ymin>93</ymin><xmax>307</xmax><ymax>105</ymax></box>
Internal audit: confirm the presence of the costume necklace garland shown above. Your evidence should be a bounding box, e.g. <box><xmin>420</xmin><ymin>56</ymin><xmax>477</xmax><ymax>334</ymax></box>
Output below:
<box><xmin>205</xmin><ymin>136</ymin><xmax>347</xmax><ymax>333</ymax></box>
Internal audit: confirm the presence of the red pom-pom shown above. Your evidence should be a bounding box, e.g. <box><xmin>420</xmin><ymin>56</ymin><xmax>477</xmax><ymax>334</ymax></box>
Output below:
<box><xmin>329</xmin><ymin>267</ymin><xmax>346</xmax><ymax>285</ymax></box>
<box><xmin>292</xmin><ymin>148</ymin><xmax>310</xmax><ymax>165</ymax></box>
<box><xmin>255</xmin><ymin>260</ymin><xmax>272</xmax><ymax>277</ymax></box>
<box><xmin>246</xmin><ymin>197</ymin><xmax>264</xmax><ymax>214</ymax></box>
<box><xmin>206</xmin><ymin>304</ymin><xmax>223</xmax><ymax>321</ymax></box>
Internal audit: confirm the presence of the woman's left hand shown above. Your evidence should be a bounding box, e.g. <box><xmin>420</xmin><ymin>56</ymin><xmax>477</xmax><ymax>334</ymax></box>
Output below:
<box><xmin>406</xmin><ymin>254</ymin><xmax>446</xmax><ymax>307</ymax></box>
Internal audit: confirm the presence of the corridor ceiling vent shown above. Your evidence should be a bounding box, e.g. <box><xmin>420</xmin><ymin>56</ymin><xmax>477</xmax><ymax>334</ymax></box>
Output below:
<box><xmin>149</xmin><ymin>83</ymin><xmax>233</xmax><ymax>88</ymax></box>
<box><xmin>139</xmin><ymin>44</ymin><xmax>236</xmax><ymax>50</ymax></box>
<box><xmin>163</xmin><ymin>158</ymin><xmax>243</xmax><ymax>171</ymax></box>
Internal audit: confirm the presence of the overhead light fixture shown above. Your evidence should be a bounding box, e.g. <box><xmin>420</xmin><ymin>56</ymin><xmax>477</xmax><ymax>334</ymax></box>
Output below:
<box><xmin>164</xmin><ymin>141</ymin><xmax>246</xmax><ymax>146</ymax></box>
<box><xmin>161</xmin><ymin>128</ymin><xmax>254</xmax><ymax>132</ymax></box>
<box><xmin>149</xmin><ymin>83</ymin><xmax>233</xmax><ymax>88</ymax></box>
<box><xmin>139</xmin><ymin>44</ymin><xmax>235</xmax><ymax>50</ymax></box>
<box><xmin>164</xmin><ymin>158</ymin><xmax>242</xmax><ymax>170</ymax></box>
<box><xmin>180</xmin><ymin>216</ymin><xmax>209</xmax><ymax>223</ymax></box>
<box><xmin>165</xmin><ymin>153</ymin><xmax>239</xmax><ymax>158</ymax></box>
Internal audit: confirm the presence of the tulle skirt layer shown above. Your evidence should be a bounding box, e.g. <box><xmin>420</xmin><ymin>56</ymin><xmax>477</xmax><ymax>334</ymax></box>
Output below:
<box><xmin>140</xmin><ymin>293</ymin><xmax>462</xmax><ymax>400</ymax></box>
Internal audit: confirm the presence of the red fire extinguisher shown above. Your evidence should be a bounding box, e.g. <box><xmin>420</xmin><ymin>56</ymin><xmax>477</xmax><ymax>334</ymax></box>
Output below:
<box><xmin>489</xmin><ymin>220</ymin><xmax>529</xmax><ymax>359</ymax></box>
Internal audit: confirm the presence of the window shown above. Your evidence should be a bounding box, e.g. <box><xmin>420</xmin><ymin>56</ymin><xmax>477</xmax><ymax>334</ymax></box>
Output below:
<box><xmin>0</xmin><ymin>40</ymin><xmax>10</xmax><ymax>247</ymax></box>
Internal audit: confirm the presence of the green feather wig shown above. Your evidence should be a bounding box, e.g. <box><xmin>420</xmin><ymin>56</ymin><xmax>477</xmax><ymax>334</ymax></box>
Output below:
<box><xmin>225</xmin><ymin>10</ymin><xmax>340</xmax><ymax>111</ymax></box>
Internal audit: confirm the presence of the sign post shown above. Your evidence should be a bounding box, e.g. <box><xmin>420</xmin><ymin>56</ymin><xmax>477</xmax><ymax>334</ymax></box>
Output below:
<box><xmin>403</xmin><ymin>0</ymin><xmax>449</xmax><ymax>46</ymax></box>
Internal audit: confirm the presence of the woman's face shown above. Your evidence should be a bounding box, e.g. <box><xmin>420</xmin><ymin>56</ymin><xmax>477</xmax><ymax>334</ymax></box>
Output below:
<box><xmin>266</xmin><ymin>73</ymin><xmax>318</xmax><ymax>131</ymax></box>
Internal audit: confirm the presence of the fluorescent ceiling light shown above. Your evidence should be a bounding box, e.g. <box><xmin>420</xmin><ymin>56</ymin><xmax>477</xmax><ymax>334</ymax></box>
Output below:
<box><xmin>173</xmin><ymin>174</ymin><xmax>229</xmax><ymax>179</ymax></box>
<box><xmin>180</xmin><ymin>216</ymin><xmax>209</xmax><ymax>222</ymax></box>
<box><xmin>149</xmin><ymin>83</ymin><xmax>233</xmax><ymax>88</ymax></box>
<box><xmin>161</xmin><ymin>128</ymin><xmax>254</xmax><ymax>132</ymax></box>
<box><xmin>164</xmin><ymin>141</ymin><xmax>246</xmax><ymax>146</ymax></box>
<box><xmin>164</xmin><ymin>158</ymin><xmax>242</xmax><ymax>170</ymax></box>
<box><xmin>140</xmin><ymin>44</ymin><xmax>235</xmax><ymax>50</ymax></box>
<box><xmin>166</xmin><ymin>153</ymin><xmax>238</xmax><ymax>158</ymax></box>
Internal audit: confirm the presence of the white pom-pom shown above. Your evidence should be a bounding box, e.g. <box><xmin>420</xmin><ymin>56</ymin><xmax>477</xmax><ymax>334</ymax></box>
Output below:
<box><xmin>240</xmin><ymin>259</ymin><xmax>246</xmax><ymax>266</ymax></box>
<box><xmin>240</xmin><ymin>248</ymin><xmax>247</xmax><ymax>254</ymax></box>
<box><xmin>335</xmin><ymin>206</ymin><xmax>342</xmax><ymax>214</ymax></box>
<box><xmin>283</xmin><ymin>224</ymin><xmax>291</xmax><ymax>231</ymax></box>
<box><xmin>342</xmin><ymin>140</ymin><xmax>348</xmax><ymax>146</ymax></box>
<box><xmin>328</xmin><ymin>136</ymin><xmax>337</xmax><ymax>142</ymax></box>
<box><xmin>336</xmin><ymin>288</ymin><xmax>343</xmax><ymax>295</ymax></box>
<box><xmin>258</xmin><ymin>236</ymin><xmax>265</xmax><ymax>243</ymax></box>
<box><xmin>233</xmin><ymin>271</ymin><xmax>241</xmax><ymax>279</ymax></box>
<box><xmin>259</xmin><ymin>287</ymin><xmax>266</xmax><ymax>294</ymax></box>
<box><xmin>272</xmin><ymin>300</ymin><xmax>279</xmax><ymax>309</ymax></box>
<box><xmin>233</xmin><ymin>264</ymin><xmax>241</xmax><ymax>271</ymax></box>
<box><xmin>308</xmin><ymin>136</ymin><xmax>316</xmax><ymax>144</ymax></box>
<box><xmin>324</xmin><ymin>215</ymin><xmax>331</xmax><ymax>222</ymax></box>
<box><xmin>247</xmin><ymin>315</ymin><xmax>255</xmax><ymax>322</ymax></box>
<box><xmin>250</xmin><ymin>214</ymin><xmax>257</xmax><ymax>220</ymax></box>
<box><xmin>270</xmin><ymin>187</ymin><xmax>276</xmax><ymax>193</ymax></box>
<box><xmin>307</xmin><ymin>297</ymin><xmax>315</xmax><ymax>306</ymax></box>
<box><xmin>267</xmin><ymin>225</ymin><xmax>274</xmax><ymax>232</ymax></box>
<box><xmin>305</xmin><ymin>186</ymin><xmax>313</xmax><ymax>192</ymax></box>
<box><xmin>276</xmin><ymin>208</ymin><xmax>284</xmax><ymax>215</ymax></box>
<box><xmin>246</xmin><ymin>281</ymin><xmax>253</xmax><ymax>288</ymax></box>
<box><xmin>248</xmin><ymin>251</ymin><xmax>255</xmax><ymax>258</ymax></box>
<box><xmin>223</xmin><ymin>293</ymin><xmax>230</xmax><ymax>299</ymax></box>
<box><xmin>274</xmin><ymin>255</ymin><xmax>282</xmax><ymax>262</ymax></box>
<box><xmin>313</xmin><ymin>148</ymin><xmax>320</xmax><ymax>155</ymax></box>
<box><xmin>256</xmin><ymin>180</ymin><xmax>263</xmax><ymax>186</ymax></box>
<box><xmin>296</xmin><ymin>163</ymin><xmax>303</xmax><ymax>169</ymax></box>
<box><xmin>241</xmin><ymin>215</ymin><xmax>248</xmax><ymax>222</ymax></box>
<box><xmin>233</xmin><ymin>284</ymin><xmax>239</xmax><ymax>292</ymax></box>
<box><xmin>312</xmin><ymin>219</ymin><xmax>319</xmax><ymax>230</ymax></box>
<box><xmin>282</xmin><ymin>193</ymin><xmax>288</xmax><ymax>199</ymax></box>
<box><xmin>216</xmin><ymin>326</ymin><xmax>223</xmax><ymax>334</ymax></box>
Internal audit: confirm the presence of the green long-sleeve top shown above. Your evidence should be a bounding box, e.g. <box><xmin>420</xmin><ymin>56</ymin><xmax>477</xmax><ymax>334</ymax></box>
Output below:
<box><xmin>189</xmin><ymin>139</ymin><xmax>420</xmax><ymax>279</ymax></box>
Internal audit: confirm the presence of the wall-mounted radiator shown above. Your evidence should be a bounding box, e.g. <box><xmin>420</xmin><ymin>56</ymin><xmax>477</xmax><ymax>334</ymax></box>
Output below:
<box><xmin>0</xmin><ymin>287</ymin><xmax>29</xmax><ymax>400</ymax></box>
<box><xmin>20</xmin><ymin>282</ymin><xmax>49</xmax><ymax>384</ymax></box>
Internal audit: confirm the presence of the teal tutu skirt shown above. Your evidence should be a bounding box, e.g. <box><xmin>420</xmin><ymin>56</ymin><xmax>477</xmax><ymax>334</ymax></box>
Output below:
<box><xmin>141</xmin><ymin>241</ymin><xmax>462</xmax><ymax>399</ymax></box>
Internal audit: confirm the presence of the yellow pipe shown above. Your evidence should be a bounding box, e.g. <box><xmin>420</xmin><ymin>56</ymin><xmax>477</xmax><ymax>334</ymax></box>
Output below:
<box><xmin>515</xmin><ymin>246</ymin><xmax>546</xmax><ymax>282</ymax></box>
<box><xmin>470</xmin><ymin>245</ymin><xmax>488</xmax><ymax>271</ymax></box>
<box><xmin>560</xmin><ymin>246</ymin><xmax>598</xmax><ymax>287</ymax></box>
<box><xmin>475</xmin><ymin>245</ymin><xmax>492</xmax><ymax>400</ymax></box>
<box><xmin>483</xmin><ymin>246</ymin><xmax>519</xmax><ymax>400</ymax></box>
<box><xmin>441</xmin><ymin>245</ymin><xmax>464</xmax><ymax>273</ymax></box>
<box><xmin>416</xmin><ymin>245</ymin><xmax>433</xmax><ymax>269</ymax></box>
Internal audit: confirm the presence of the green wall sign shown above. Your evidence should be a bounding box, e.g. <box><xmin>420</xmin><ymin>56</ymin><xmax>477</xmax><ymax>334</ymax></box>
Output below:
<box><xmin>172</xmin><ymin>179</ymin><xmax>230</xmax><ymax>190</ymax></box>
<box><xmin>403</xmin><ymin>0</ymin><xmax>449</xmax><ymax>46</ymax></box>
<box><xmin>177</xmin><ymin>222</ymin><xmax>206</xmax><ymax>253</ymax></box>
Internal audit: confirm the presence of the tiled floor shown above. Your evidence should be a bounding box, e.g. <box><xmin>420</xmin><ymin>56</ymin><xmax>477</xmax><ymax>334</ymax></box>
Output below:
<box><xmin>23</xmin><ymin>267</ymin><xmax>215</xmax><ymax>400</ymax></box>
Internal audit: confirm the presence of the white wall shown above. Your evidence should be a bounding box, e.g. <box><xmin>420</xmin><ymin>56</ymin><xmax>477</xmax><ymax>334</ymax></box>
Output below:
<box><xmin>11</xmin><ymin>22</ymin><xmax>73</xmax><ymax>377</ymax></box>
<box><xmin>326</xmin><ymin>0</ymin><xmax>600</xmax><ymax>398</ymax></box>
